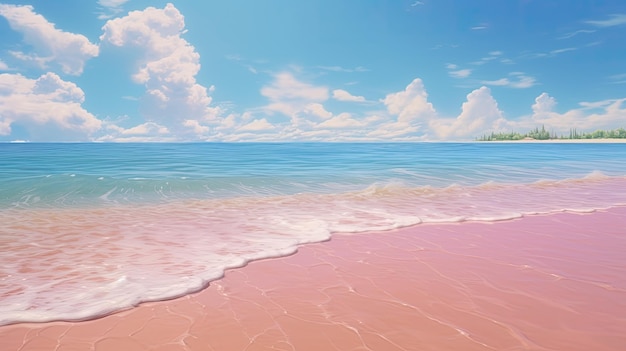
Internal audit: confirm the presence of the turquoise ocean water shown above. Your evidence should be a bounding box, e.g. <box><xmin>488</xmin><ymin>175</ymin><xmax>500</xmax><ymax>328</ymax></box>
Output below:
<box><xmin>1</xmin><ymin>142</ymin><xmax>625</xmax><ymax>325</ymax></box>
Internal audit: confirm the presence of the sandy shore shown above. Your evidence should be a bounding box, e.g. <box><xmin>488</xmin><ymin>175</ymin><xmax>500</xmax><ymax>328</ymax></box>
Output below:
<box><xmin>2</xmin><ymin>208</ymin><xmax>626</xmax><ymax>351</ymax></box>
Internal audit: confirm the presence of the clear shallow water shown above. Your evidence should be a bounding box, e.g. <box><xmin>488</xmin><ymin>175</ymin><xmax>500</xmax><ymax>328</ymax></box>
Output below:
<box><xmin>1</xmin><ymin>142</ymin><xmax>626</xmax><ymax>325</ymax></box>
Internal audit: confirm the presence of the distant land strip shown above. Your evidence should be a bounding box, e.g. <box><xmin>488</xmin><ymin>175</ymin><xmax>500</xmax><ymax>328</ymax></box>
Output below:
<box><xmin>477</xmin><ymin>127</ymin><xmax>626</xmax><ymax>141</ymax></box>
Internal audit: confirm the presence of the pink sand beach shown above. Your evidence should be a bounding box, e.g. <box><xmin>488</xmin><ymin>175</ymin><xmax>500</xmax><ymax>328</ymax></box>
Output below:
<box><xmin>2</xmin><ymin>207</ymin><xmax>625</xmax><ymax>351</ymax></box>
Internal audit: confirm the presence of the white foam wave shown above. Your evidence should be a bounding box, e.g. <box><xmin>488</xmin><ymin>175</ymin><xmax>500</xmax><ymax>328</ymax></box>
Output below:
<box><xmin>1</xmin><ymin>174</ymin><xmax>626</xmax><ymax>326</ymax></box>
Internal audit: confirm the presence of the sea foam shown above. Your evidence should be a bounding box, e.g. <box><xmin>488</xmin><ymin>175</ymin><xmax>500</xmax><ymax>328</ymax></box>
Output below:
<box><xmin>2</xmin><ymin>142</ymin><xmax>626</xmax><ymax>326</ymax></box>
<box><xmin>1</xmin><ymin>173</ymin><xmax>625</xmax><ymax>326</ymax></box>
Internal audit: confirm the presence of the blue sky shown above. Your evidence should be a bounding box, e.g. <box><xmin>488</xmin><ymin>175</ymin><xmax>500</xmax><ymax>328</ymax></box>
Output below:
<box><xmin>0</xmin><ymin>0</ymin><xmax>625</xmax><ymax>141</ymax></box>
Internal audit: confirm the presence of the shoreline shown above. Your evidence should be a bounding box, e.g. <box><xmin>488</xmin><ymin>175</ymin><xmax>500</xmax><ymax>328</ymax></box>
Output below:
<box><xmin>0</xmin><ymin>205</ymin><xmax>621</xmax><ymax>327</ymax></box>
<box><xmin>2</xmin><ymin>173</ymin><xmax>625</xmax><ymax>329</ymax></box>
<box><xmin>2</xmin><ymin>207</ymin><xmax>626</xmax><ymax>350</ymax></box>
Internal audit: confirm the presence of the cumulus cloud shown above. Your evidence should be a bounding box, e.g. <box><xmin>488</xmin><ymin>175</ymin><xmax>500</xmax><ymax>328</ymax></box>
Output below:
<box><xmin>238</xmin><ymin>118</ymin><xmax>275</xmax><ymax>132</ymax></box>
<box><xmin>532</xmin><ymin>92</ymin><xmax>557</xmax><ymax>116</ymax></box>
<box><xmin>0</xmin><ymin>4</ymin><xmax>99</xmax><ymax>75</ymax></box>
<box><xmin>100</xmin><ymin>3</ymin><xmax>219</xmax><ymax>138</ymax></box>
<box><xmin>332</xmin><ymin>89</ymin><xmax>366</xmax><ymax>102</ymax></box>
<box><xmin>238</xmin><ymin>72</ymin><xmax>381</xmax><ymax>140</ymax></box>
<box><xmin>316</xmin><ymin>113</ymin><xmax>364</xmax><ymax>129</ymax></box>
<box><xmin>258</xmin><ymin>72</ymin><xmax>330</xmax><ymax>130</ymax></box>
<box><xmin>383</xmin><ymin>78</ymin><xmax>435</xmax><ymax>123</ymax></box>
<box><xmin>0</xmin><ymin>73</ymin><xmax>101</xmax><ymax>139</ymax></box>
<box><xmin>354</xmin><ymin>78</ymin><xmax>438</xmax><ymax>139</ymax></box>
<box><xmin>95</xmin><ymin>72</ymin><xmax>626</xmax><ymax>141</ymax></box>
<box><xmin>95</xmin><ymin>120</ymin><xmax>182</xmax><ymax>142</ymax></box>
<box><xmin>429</xmin><ymin>86</ymin><xmax>504</xmax><ymax>139</ymax></box>
<box><xmin>121</xmin><ymin>122</ymin><xmax>169</xmax><ymax>136</ymax></box>
<box><xmin>261</xmin><ymin>72</ymin><xmax>328</xmax><ymax>106</ymax></box>
<box><xmin>504</xmin><ymin>93</ymin><xmax>626</xmax><ymax>134</ymax></box>
<box><xmin>302</xmin><ymin>103</ymin><xmax>333</xmax><ymax>120</ymax></box>
<box><xmin>183</xmin><ymin>119</ymin><xmax>210</xmax><ymax>134</ymax></box>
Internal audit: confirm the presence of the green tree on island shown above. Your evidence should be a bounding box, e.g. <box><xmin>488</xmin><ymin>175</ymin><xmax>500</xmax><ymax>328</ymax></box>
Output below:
<box><xmin>478</xmin><ymin>127</ymin><xmax>626</xmax><ymax>141</ymax></box>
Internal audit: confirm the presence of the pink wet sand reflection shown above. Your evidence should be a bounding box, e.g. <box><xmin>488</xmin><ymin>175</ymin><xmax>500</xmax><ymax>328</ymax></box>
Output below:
<box><xmin>2</xmin><ymin>208</ymin><xmax>626</xmax><ymax>350</ymax></box>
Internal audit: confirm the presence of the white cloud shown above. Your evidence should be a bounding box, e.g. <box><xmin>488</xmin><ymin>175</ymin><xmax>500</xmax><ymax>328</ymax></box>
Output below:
<box><xmin>508</xmin><ymin>73</ymin><xmax>536</xmax><ymax>88</ymax></box>
<box><xmin>99</xmin><ymin>0</ymin><xmax>129</xmax><ymax>7</ymax></box>
<box><xmin>557</xmin><ymin>29</ymin><xmax>596</xmax><ymax>39</ymax></box>
<box><xmin>430</xmin><ymin>86</ymin><xmax>504</xmax><ymax>139</ymax></box>
<box><xmin>317</xmin><ymin>66</ymin><xmax>368</xmax><ymax>73</ymax></box>
<box><xmin>569</xmin><ymin>99</ymin><xmax>626</xmax><ymax>129</ymax></box>
<box><xmin>0</xmin><ymin>60</ymin><xmax>8</xmax><ymax>71</ymax></box>
<box><xmin>366</xmin><ymin>121</ymin><xmax>420</xmax><ymax>139</ymax></box>
<box><xmin>449</xmin><ymin>69</ymin><xmax>471</xmax><ymax>78</ymax></box>
<box><xmin>383</xmin><ymin>78</ymin><xmax>435</xmax><ymax>123</ymax></box>
<box><xmin>526</xmin><ymin>46</ymin><xmax>580</xmax><ymax>59</ymax></box>
<box><xmin>316</xmin><ymin>113</ymin><xmax>364</xmax><ymax>129</ymax></box>
<box><xmin>609</xmin><ymin>73</ymin><xmax>626</xmax><ymax>80</ymax></box>
<box><xmin>332</xmin><ymin>89</ymin><xmax>366</xmax><ymax>102</ymax></box>
<box><xmin>532</xmin><ymin>92</ymin><xmax>557</xmax><ymax>116</ymax></box>
<box><xmin>471</xmin><ymin>50</ymin><xmax>512</xmax><ymax>66</ymax></box>
<box><xmin>471</xmin><ymin>51</ymin><xmax>505</xmax><ymax>65</ymax></box>
<box><xmin>359</xmin><ymin>78</ymin><xmax>438</xmax><ymax>139</ymax></box>
<box><xmin>478</xmin><ymin>93</ymin><xmax>626</xmax><ymax>140</ymax></box>
<box><xmin>96</xmin><ymin>120</ymin><xmax>181</xmax><ymax>142</ymax></box>
<box><xmin>237</xmin><ymin>73</ymin><xmax>382</xmax><ymax>140</ymax></box>
<box><xmin>0</xmin><ymin>4</ymin><xmax>99</xmax><ymax>75</ymax></box>
<box><xmin>550</xmin><ymin>47</ymin><xmax>577</xmax><ymax>55</ymax></box>
<box><xmin>481</xmin><ymin>78</ymin><xmax>509</xmax><ymax>86</ymax></box>
<box><xmin>608</xmin><ymin>73</ymin><xmax>626</xmax><ymax>84</ymax></box>
<box><xmin>261</xmin><ymin>72</ymin><xmax>328</xmax><ymax>103</ymax></box>
<box><xmin>100</xmin><ymin>3</ymin><xmax>220</xmax><ymax>138</ymax></box>
<box><xmin>585</xmin><ymin>14</ymin><xmax>626</xmax><ymax>27</ymax></box>
<box><xmin>183</xmin><ymin>119</ymin><xmax>210</xmax><ymax>134</ymax></box>
<box><xmin>0</xmin><ymin>73</ymin><xmax>101</xmax><ymax>139</ymax></box>
<box><xmin>121</xmin><ymin>122</ymin><xmax>169</xmax><ymax>135</ymax></box>
<box><xmin>212</xmin><ymin>114</ymin><xmax>237</xmax><ymax>132</ymax></box>
<box><xmin>302</xmin><ymin>103</ymin><xmax>333</xmax><ymax>120</ymax></box>
<box><xmin>578</xmin><ymin>99</ymin><xmax>616</xmax><ymax>110</ymax></box>
<box><xmin>259</xmin><ymin>72</ymin><xmax>330</xmax><ymax>129</ymax></box>
<box><xmin>504</xmin><ymin>94</ymin><xmax>626</xmax><ymax>135</ymax></box>
<box><xmin>164</xmin><ymin>75</ymin><xmax>626</xmax><ymax>141</ymax></box>
<box><xmin>481</xmin><ymin>72</ymin><xmax>536</xmax><ymax>89</ymax></box>
<box><xmin>238</xmin><ymin>118</ymin><xmax>275</xmax><ymax>132</ymax></box>
<box><xmin>97</xmin><ymin>0</ymin><xmax>129</xmax><ymax>20</ymax></box>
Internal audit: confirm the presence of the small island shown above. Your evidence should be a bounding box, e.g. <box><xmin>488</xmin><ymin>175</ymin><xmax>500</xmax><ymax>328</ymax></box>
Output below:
<box><xmin>477</xmin><ymin>126</ymin><xmax>626</xmax><ymax>141</ymax></box>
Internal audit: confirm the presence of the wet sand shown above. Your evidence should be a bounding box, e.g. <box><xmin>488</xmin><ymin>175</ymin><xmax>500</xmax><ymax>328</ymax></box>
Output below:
<box><xmin>2</xmin><ymin>207</ymin><xmax>625</xmax><ymax>351</ymax></box>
